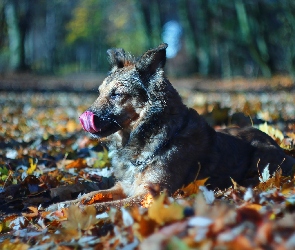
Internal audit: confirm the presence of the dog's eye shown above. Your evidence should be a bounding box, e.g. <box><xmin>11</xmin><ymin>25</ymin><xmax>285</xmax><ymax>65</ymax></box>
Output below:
<box><xmin>110</xmin><ymin>92</ymin><xmax>123</xmax><ymax>99</ymax></box>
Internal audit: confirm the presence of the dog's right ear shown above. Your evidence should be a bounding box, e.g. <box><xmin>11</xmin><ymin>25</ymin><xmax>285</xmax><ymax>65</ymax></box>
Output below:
<box><xmin>107</xmin><ymin>48</ymin><xmax>128</xmax><ymax>69</ymax></box>
<box><xmin>136</xmin><ymin>43</ymin><xmax>168</xmax><ymax>78</ymax></box>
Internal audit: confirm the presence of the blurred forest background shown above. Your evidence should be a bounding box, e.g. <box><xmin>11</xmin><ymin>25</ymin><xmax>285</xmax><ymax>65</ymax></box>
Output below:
<box><xmin>0</xmin><ymin>0</ymin><xmax>295</xmax><ymax>78</ymax></box>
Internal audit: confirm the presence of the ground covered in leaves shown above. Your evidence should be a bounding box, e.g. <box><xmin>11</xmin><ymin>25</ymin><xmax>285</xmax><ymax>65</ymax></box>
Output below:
<box><xmin>0</xmin><ymin>83</ymin><xmax>295</xmax><ymax>249</ymax></box>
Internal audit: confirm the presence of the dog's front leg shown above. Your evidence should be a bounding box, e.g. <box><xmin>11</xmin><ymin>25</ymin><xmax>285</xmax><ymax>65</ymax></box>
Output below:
<box><xmin>90</xmin><ymin>194</ymin><xmax>147</xmax><ymax>212</ymax></box>
<box><xmin>46</xmin><ymin>183</ymin><xmax>125</xmax><ymax>212</ymax></box>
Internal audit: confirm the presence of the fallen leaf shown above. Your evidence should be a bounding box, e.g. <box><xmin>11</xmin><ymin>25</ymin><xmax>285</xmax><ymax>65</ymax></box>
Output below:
<box><xmin>27</xmin><ymin>158</ymin><xmax>37</xmax><ymax>175</ymax></box>
<box><xmin>258</xmin><ymin>122</ymin><xmax>284</xmax><ymax>144</ymax></box>
<box><xmin>181</xmin><ymin>178</ymin><xmax>209</xmax><ymax>197</ymax></box>
<box><xmin>65</xmin><ymin>158</ymin><xmax>88</xmax><ymax>169</ymax></box>
<box><xmin>63</xmin><ymin>205</ymin><xmax>98</xmax><ymax>231</ymax></box>
<box><xmin>22</xmin><ymin>206</ymin><xmax>38</xmax><ymax>218</ymax></box>
<box><xmin>81</xmin><ymin>192</ymin><xmax>113</xmax><ymax>205</ymax></box>
<box><xmin>148</xmin><ymin>193</ymin><xmax>184</xmax><ymax>225</ymax></box>
<box><xmin>0</xmin><ymin>239</ymin><xmax>30</xmax><ymax>250</ymax></box>
<box><xmin>140</xmin><ymin>193</ymin><xmax>154</xmax><ymax>208</ymax></box>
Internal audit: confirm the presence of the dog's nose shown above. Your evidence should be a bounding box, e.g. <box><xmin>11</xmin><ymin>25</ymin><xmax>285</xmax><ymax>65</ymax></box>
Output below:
<box><xmin>79</xmin><ymin>111</ymin><xmax>101</xmax><ymax>133</ymax></box>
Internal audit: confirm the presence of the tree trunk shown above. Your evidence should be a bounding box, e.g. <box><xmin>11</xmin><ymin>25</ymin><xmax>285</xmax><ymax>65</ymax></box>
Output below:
<box><xmin>235</xmin><ymin>0</ymin><xmax>272</xmax><ymax>77</ymax></box>
<box><xmin>4</xmin><ymin>1</ymin><xmax>21</xmax><ymax>70</ymax></box>
<box><xmin>138</xmin><ymin>0</ymin><xmax>154</xmax><ymax>48</ymax></box>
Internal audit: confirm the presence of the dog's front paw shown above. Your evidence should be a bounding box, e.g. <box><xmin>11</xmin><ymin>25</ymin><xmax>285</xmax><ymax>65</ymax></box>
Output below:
<box><xmin>46</xmin><ymin>203</ymin><xmax>67</xmax><ymax>212</ymax></box>
<box><xmin>46</xmin><ymin>200</ymin><xmax>80</xmax><ymax>212</ymax></box>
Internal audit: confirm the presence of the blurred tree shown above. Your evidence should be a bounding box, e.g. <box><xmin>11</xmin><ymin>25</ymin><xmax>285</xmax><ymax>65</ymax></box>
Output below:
<box><xmin>0</xmin><ymin>2</ymin><xmax>7</xmax><ymax>48</ymax></box>
<box><xmin>4</xmin><ymin>0</ymin><xmax>31</xmax><ymax>71</ymax></box>
<box><xmin>234</xmin><ymin>0</ymin><xmax>272</xmax><ymax>77</ymax></box>
<box><xmin>278</xmin><ymin>1</ymin><xmax>295</xmax><ymax>76</ymax></box>
<box><xmin>0</xmin><ymin>0</ymin><xmax>295</xmax><ymax>77</ymax></box>
<box><xmin>66</xmin><ymin>0</ymin><xmax>146</xmax><ymax>71</ymax></box>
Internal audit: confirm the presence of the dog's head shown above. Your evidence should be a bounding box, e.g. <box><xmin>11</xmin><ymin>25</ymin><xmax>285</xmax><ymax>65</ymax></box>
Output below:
<box><xmin>79</xmin><ymin>43</ymin><xmax>168</xmax><ymax>137</ymax></box>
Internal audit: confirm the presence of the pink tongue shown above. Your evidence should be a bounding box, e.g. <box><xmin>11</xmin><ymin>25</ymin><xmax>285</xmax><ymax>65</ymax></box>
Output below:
<box><xmin>79</xmin><ymin>111</ymin><xmax>100</xmax><ymax>133</ymax></box>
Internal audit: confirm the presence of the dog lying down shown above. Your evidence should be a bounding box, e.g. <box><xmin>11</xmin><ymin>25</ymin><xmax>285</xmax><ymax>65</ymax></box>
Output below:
<box><xmin>48</xmin><ymin>43</ymin><xmax>295</xmax><ymax>211</ymax></box>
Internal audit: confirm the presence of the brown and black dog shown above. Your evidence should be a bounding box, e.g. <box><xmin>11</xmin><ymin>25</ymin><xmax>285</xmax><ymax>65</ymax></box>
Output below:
<box><xmin>48</xmin><ymin>43</ymin><xmax>295</xmax><ymax>211</ymax></box>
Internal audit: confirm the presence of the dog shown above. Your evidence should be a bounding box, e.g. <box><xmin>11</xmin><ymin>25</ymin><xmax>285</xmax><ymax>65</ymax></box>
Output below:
<box><xmin>48</xmin><ymin>43</ymin><xmax>295</xmax><ymax>211</ymax></box>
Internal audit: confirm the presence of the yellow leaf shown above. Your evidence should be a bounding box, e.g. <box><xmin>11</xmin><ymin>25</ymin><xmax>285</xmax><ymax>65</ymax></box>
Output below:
<box><xmin>0</xmin><ymin>239</ymin><xmax>29</xmax><ymax>250</ymax></box>
<box><xmin>148</xmin><ymin>193</ymin><xmax>184</xmax><ymax>225</ymax></box>
<box><xmin>242</xmin><ymin>203</ymin><xmax>262</xmax><ymax>211</ymax></box>
<box><xmin>27</xmin><ymin>158</ymin><xmax>37</xmax><ymax>175</ymax></box>
<box><xmin>258</xmin><ymin>122</ymin><xmax>284</xmax><ymax>144</ymax></box>
<box><xmin>66</xmin><ymin>119</ymin><xmax>78</xmax><ymax>133</ymax></box>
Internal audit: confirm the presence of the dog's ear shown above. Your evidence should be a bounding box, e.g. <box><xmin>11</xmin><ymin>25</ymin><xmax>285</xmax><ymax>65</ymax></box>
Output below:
<box><xmin>136</xmin><ymin>43</ymin><xmax>168</xmax><ymax>78</ymax></box>
<box><xmin>107</xmin><ymin>48</ymin><xmax>129</xmax><ymax>69</ymax></box>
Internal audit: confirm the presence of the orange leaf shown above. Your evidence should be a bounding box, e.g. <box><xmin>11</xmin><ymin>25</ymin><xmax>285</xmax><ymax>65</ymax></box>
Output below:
<box><xmin>22</xmin><ymin>206</ymin><xmax>38</xmax><ymax>218</ymax></box>
<box><xmin>181</xmin><ymin>178</ymin><xmax>209</xmax><ymax>196</ymax></box>
<box><xmin>81</xmin><ymin>192</ymin><xmax>113</xmax><ymax>205</ymax></box>
<box><xmin>141</xmin><ymin>193</ymin><xmax>154</xmax><ymax>208</ymax></box>
<box><xmin>65</xmin><ymin>158</ymin><xmax>87</xmax><ymax>169</ymax></box>
<box><xmin>286</xmin><ymin>132</ymin><xmax>295</xmax><ymax>140</ymax></box>
<box><xmin>241</xmin><ymin>203</ymin><xmax>262</xmax><ymax>211</ymax></box>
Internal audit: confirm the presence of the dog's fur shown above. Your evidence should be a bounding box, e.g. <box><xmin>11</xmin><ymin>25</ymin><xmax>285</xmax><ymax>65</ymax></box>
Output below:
<box><xmin>48</xmin><ymin>44</ymin><xmax>295</xmax><ymax>211</ymax></box>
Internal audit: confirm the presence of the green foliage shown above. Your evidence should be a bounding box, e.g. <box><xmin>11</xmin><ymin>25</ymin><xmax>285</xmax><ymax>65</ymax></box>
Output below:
<box><xmin>66</xmin><ymin>0</ymin><xmax>104</xmax><ymax>45</ymax></box>
<box><xmin>0</xmin><ymin>166</ymin><xmax>9</xmax><ymax>181</ymax></box>
<box><xmin>66</xmin><ymin>0</ymin><xmax>146</xmax><ymax>55</ymax></box>
<box><xmin>93</xmin><ymin>147</ymin><xmax>110</xmax><ymax>168</ymax></box>
<box><xmin>2</xmin><ymin>0</ymin><xmax>295</xmax><ymax>76</ymax></box>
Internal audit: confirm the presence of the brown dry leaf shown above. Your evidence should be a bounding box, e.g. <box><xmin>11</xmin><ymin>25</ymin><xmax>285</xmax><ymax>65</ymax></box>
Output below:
<box><xmin>148</xmin><ymin>193</ymin><xmax>184</xmax><ymax>225</ymax></box>
<box><xmin>255</xmin><ymin>221</ymin><xmax>273</xmax><ymax>246</ymax></box>
<box><xmin>140</xmin><ymin>221</ymin><xmax>188</xmax><ymax>249</ymax></box>
<box><xmin>237</xmin><ymin>206</ymin><xmax>262</xmax><ymax>225</ymax></box>
<box><xmin>229</xmin><ymin>235</ymin><xmax>254</xmax><ymax>250</ymax></box>
<box><xmin>281</xmin><ymin>182</ymin><xmax>295</xmax><ymax>195</ymax></box>
<box><xmin>256</xmin><ymin>169</ymin><xmax>292</xmax><ymax>191</ymax></box>
<box><xmin>63</xmin><ymin>205</ymin><xmax>98</xmax><ymax>231</ymax></box>
<box><xmin>181</xmin><ymin>178</ymin><xmax>209</xmax><ymax>197</ymax></box>
<box><xmin>256</xmin><ymin>176</ymin><xmax>275</xmax><ymax>191</ymax></box>
<box><xmin>65</xmin><ymin>158</ymin><xmax>87</xmax><ymax>169</ymax></box>
<box><xmin>81</xmin><ymin>192</ymin><xmax>113</xmax><ymax>205</ymax></box>
<box><xmin>133</xmin><ymin>215</ymin><xmax>158</xmax><ymax>240</ymax></box>
<box><xmin>286</xmin><ymin>132</ymin><xmax>295</xmax><ymax>140</ymax></box>
<box><xmin>22</xmin><ymin>206</ymin><xmax>38</xmax><ymax>218</ymax></box>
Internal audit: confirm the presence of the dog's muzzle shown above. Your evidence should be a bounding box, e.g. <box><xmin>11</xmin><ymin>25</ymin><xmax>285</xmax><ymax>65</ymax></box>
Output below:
<box><xmin>79</xmin><ymin>111</ymin><xmax>101</xmax><ymax>133</ymax></box>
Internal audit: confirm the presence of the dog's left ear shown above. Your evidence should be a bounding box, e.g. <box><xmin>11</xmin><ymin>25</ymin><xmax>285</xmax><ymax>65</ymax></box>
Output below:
<box><xmin>136</xmin><ymin>43</ymin><xmax>168</xmax><ymax>77</ymax></box>
<box><xmin>107</xmin><ymin>48</ymin><xmax>128</xmax><ymax>69</ymax></box>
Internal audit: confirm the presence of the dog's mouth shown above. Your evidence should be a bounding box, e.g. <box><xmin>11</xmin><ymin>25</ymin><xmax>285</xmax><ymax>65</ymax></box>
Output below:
<box><xmin>79</xmin><ymin>110</ymin><xmax>120</xmax><ymax>136</ymax></box>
